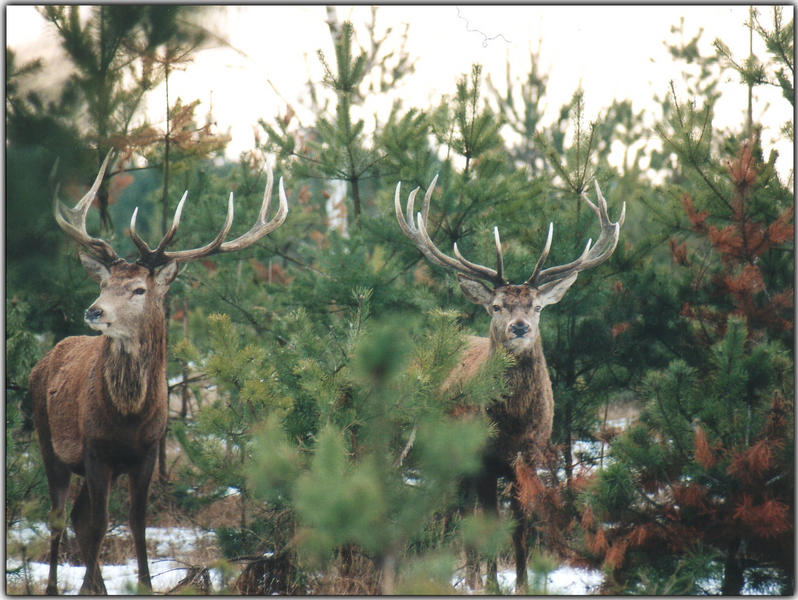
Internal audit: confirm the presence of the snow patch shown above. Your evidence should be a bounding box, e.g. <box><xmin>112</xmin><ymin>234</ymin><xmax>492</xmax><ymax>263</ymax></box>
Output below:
<box><xmin>7</xmin><ymin>524</ymin><xmax>222</xmax><ymax>594</ymax></box>
<box><xmin>452</xmin><ymin>565</ymin><xmax>603</xmax><ymax>595</ymax></box>
<box><xmin>6</xmin><ymin>558</ymin><xmax>225</xmax><ymax>595</ymax></box>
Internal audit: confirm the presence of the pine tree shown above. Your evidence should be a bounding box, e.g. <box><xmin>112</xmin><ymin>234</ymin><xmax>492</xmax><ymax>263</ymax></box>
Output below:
<box><xmin>261</xmin><ymin>9</ymin><xmax>414</xmax><ymax>223</ymax></box>
<box><xmin>577</xmin><ymin>14</ymin><xmax>793</xmax><ymax>590</ymax></box>
<box><xmin>9</xmin><ymin>6</ymin><xmax>791</xmax><ymax>594</ymax></box>
<box><xmin>176</xmin><ymin>294</ymin><xmax>511</xmax><ymax>592</ymax></box>
<box><xmin>5</xmin><ymin>3</ymin><xmax>233</xmax><ymax>551</ymax></box>
<box><xmin>580</xmin><ymin>315</ymin><xmax>793</xmax><ymax>594</ymax></box>
<box><xmin>5</xmin><ymin>301</ymin><xmax>49</xmax><ymax>528</ymax></box>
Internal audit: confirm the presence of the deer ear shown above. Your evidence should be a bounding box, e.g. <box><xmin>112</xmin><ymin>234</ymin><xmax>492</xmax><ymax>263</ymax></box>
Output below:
<box><xmin>536</xmin><ymin>272</ymin><xmax>578</xmax><ymax>307</ymax></box>
<box><xmin>79</xmin><ymin>252</ymin><xmax>110</xmax><ymax>283</ymax></box>
<box><xmin>154</xmin><ymin>261</ymin><xmax>178</xmax><ymax>289</ymax></box>
<box><xmin>457</xmin><ymin>274</ymin><xmax>493</xmax><ymax>306</ymax></box>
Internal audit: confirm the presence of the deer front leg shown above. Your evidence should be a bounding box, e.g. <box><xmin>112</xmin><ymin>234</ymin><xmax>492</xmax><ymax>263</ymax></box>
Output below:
<box><xmin>76</xmin><ymin>457</ymin><xmax>111</xmax><ymax>595</ymax></box>
<box><xmin>128</xmin><ymin>445</ymin><xmax>158</xmax><ymax>591</ymax></box>
<box><xmin>475</xmin><ymin>473</ymin><xmax>499</xmax><ymax>591</ymax></box>
<box><xmin>43</xmin><ymin>461</ymin><xmax>71</xmax><ymax>595</ymax></box>
<box><xmin>510</xmin><ymin>490</ymin><xmax>528</xmax><ymax>593</ymax></box>
<box><xmin>72</xmin><ymin>482</ymin><xmax>108</xmax><ymax>595</ymax></box>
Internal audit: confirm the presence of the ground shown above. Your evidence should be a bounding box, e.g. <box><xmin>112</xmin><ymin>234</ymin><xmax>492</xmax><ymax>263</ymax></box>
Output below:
<box><xmin>7</xmin><ymin>398</ymin><xmax>637</xmax><ymax>594</ymax></box>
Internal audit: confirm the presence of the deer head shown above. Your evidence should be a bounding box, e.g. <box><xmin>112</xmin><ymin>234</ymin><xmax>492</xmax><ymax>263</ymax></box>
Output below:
<box><xmin>55</xmin><ymin>152</ymin><xmax>289</xmax><ymax>340</ymax></box>
<box><xmin>80</xmin><ymin>257</ymin><xmax>176</xmax><ymax>341</ymax></box>
<box><xmin>395</xmin><ymin>176</ymin><xmax>625</xmax><ymax>355</ymax></box>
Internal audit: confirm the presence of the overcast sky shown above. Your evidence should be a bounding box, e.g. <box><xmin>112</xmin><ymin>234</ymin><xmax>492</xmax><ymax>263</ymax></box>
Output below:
<box><xmin>6</xmin><ymin>5</ymin><xmax>794</xmax><ymax>181</ymax></box>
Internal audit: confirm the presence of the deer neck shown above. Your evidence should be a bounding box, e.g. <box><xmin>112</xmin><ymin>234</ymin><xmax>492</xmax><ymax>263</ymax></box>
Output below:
<box><xmin>489</xmin><ymin>334</ymin><xmax>551</xmax><ymax>407</ymax></box>
<box><xmin>511</xmin><ymin>337</ymin><xmax>548</xmax><ymax>383</ymax></box>
<box><xmin>486</xmin><ymin>334</ymin><xmax>554</xmax><ymax>461</ymax></box>
<box><xmin>102</xmin><ymin>311</ymin><xmax>166</xmax><ymax>416</ymax></box>
<box><xmin>489</xmin><ymin>334</ymin><xmax>546</xmax><ymax>371</ymax></box>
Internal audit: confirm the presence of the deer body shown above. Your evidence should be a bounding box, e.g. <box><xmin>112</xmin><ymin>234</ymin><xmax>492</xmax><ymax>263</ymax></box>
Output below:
<box><xmin>447</xmin><ymin>334</ymin><xmax>554</xmax><ymax>467</ymax></box>
<box><xmin>395</xmin><ymin>176</ymin><xmax>624</xmax><ymax>592</ymax></box>
<box><xmin>31</xmin><ymin>333</ymin><xmax>168</xmax><ymax>470</ymax></box>
<box><xmin>29</xmin><ymin>153</ymin><xmax>287</xmax><ymax>594</ymax></box>
<box><xmin>31</xmin><ymin>261</ymin><xmax>173</xmax><ymax>594</ymax></box>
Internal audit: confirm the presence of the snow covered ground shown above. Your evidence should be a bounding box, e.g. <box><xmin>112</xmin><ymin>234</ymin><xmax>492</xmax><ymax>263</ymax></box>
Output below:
<box><xmin>7</xmin><ymin>557</ymin><xmax>225</xmax><ymax>595</ymax></box>
<box><xmin>8</xmin><ymin>520</ymin><xmax>603</xmax><ymax>595</ymax></box>
<box><xmin>6</xmin><ymin>524</ymin><xmax>224</xmax><ymax>595</ymax></box>
<box><xmin>451</xmin><ymin>565</ymin><xmax>603</xmax><ymax>595</ymax></box>
<box><xmin>9</xmin><ymin>556</ymin><xmax>602</xmax><ymax>596</ymax></box>
<box><xmin>544</xmin><ymin>566</ymin><xmax>604</xmax><ymax>594</ymax></box>
<box><xmin>8</xmin><ymin>421</ymin><xmax>624</xmax><ymax>595</ymax></box>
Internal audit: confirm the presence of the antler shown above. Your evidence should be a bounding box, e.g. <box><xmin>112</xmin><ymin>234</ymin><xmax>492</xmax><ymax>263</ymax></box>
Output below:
<box><xmin>130</xmin><ymin>165</ymin><xmax>288</xmax><ymax>268</ymax></box>
<box><xmin>525</xmin><ymin>181</ymin><xmax>626</xmax><ymax>287</ymax></box>
<box><xmin>54</xmin><ymin>152</ymin><xmax>122</xmax><ymax>265</ymax></box>
<box><xmin>55</xmin><ymin>154</ymin><xmax>289</xmax><ymax>269</ymax></box>
<box><xmin>395</xmin><ymin>176</ymin><xmax>625</xmax><ymax>290</ymax></box>
<box><xmin>394</xmin><ymin>176</ymin><xmax>508</xmax><ymax>286</ymax></box>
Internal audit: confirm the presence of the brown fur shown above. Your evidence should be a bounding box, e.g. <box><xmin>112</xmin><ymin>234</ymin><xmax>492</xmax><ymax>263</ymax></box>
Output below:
<box><xmin>29</xmin><ymin>259</ymin><xmax>173</xmax><ymax>594</ymax></box>
<box><xmin>447</xmin><ymin>279</ymin><xmax>575</xmax><ymax>592</ymax></box>
<box><xmin>395</xmin><ymin>175</ymin><xmax>622</xmax><ymax>591</ymax></box>
<box><xmin>485</xmin><ymin>337</ymin><xmax>554</xmax><ymax>467</ymax></box>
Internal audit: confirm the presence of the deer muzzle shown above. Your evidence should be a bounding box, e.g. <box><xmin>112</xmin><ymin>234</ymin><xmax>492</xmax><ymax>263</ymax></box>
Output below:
<box><xmin>84</xmin><ymin>306</ymin><xmax>109</xmax><ymax>330</ymax></box>
<box><xmin>509</xmin><ymin>320</ymin><xmax>530</xmax><ymax>337</ymax></box>
<box><xmin>500</xmin><ymin>319</ymin><xmax>536</xmax><ymax>354</ymax></box>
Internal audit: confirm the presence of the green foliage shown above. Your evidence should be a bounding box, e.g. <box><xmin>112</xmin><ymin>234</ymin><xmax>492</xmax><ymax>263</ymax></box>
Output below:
<box><xmin>584</xmin><ymin>315</ymin><xmax>793</xmax><ymax>594</ymax></box>
<box><xmin>459</xmin><ymin>512</ymin><xmax>513</xmax><ymax>566</ymax></box>
<box><xmin>449</xmin><ymin>64</ymin><xmax>504</xmax><ymax>170</ymax></box>
<box><xmin>395</xmin><ymin>551</ymin><xmax>457</xmax><ymax>594</ymax></box>
<box><xmin>633</xmin><ymin>546</ymin><xmax>722</xmax><ymax>595</ymax></box>
<box><xmin>5</xmin><ymin>301</ymin><xmax>49</xmax><ymax>529</ymax></box>
<box><xmin>5</xmin><ymin>400</ymin><xmax>48</xmax><ymax>529</ymax></box>
<box><xmin>174</xmin><ymin>313</ymin><xmax>291</xmax><ymax>505</ymax></box>
<box><xmin>238</xmin><ymin>308</ymin><xmax>506</xmax><ymax>589</ymax></box>
<box><xmin>7</xmin><ymin>5</ymin><xmax>793</xmax><ymax>595</ymax></box>
<box><xmin>578</xmin><ymin>21</ymin><xmax>794</xmax><ymax>590</ymax></box>
<box><xmin>753</xmin><ymin>6</ymin><xmax>795</xmax><ymax>111</ymax></box>
<box><xmin>6</xmin><ymin>301</ymin><xmax>45</xmax><ymax>410</ymax></box>
<box><xmin>180</xmin><ymin>302</ymin><xmax>507</xmax><ymax>588</ymax></box>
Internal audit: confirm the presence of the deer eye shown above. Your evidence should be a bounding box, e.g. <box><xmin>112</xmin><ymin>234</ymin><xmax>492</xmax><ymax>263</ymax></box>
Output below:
<box><xmin>133</xmin><ymin>288</ymin><xmax>146</xmax><ymax>296</ymax></box>
<box><xmin>492</xmin><ymin>304</ymin><xmax>501</xmax><ymax>312</ymax></box>
<box><xmin>534</xmin><ymin>305</ymin><xmax>542</xmax><ymax>313</ymax></box>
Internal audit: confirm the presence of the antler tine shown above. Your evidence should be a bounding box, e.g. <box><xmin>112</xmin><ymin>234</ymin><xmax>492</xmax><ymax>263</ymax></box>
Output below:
<box><xmin>414</xmin><ymin>206</ymin><xmax>474</xmax><ymax>273</ymax></box>
<box><xmin>524</xmin><ymin>222</ymin><xmax>554</xmax><ymax>286</ymax></box>
<box><xmin>54</xmin><ymin>151</ymin><xmax>121</xmax><ymax>264</ymax></box>
<box><xmin>129</xmin><ymin>191</ymin><xmax>188</xmax><ymax>259</ymax></box>
<box><xmin>156</xmin><ymin>191</ymin><xmax>188</xmax><ymax>252</ymax></box>
<box><xmin>530</xmin><ymin>181</ymin><xmax>624</xmax><ymax>287</ymax></box>
<box><xmin>394</xmin><ymin>180</ymin><xmax>427</xmax><ymax>241</ymax></box>
<box><xmin>395</xmin><ymin>176</ymin><xmax>506</xmax><ymax>286</ymax></box>
<box><xmin>494</xmin><ymin>227</ymin><xmax>504</xmax><ymax>283</ymax></box>
<box><xmin>218</xmin><ymin>172</ymin><xmax>288</xmax><ymax>253</ymax></box>
<box><xmin>153</xmin><ymin>193</ymin><xmax>235</xmax><ymax>265</ymax></box>
<box><xmin>394</xmin><ymin>178</ymin><xmax>455</xmax><ymax>271</ymax></box>
<box><xmin>130</xmin><ymin>191</ymin><xmax>232</xmax><ymax>268</ymax></box>
<box><xmin>452</xmin><ymin>231</ymin><xmax>505</xmax><ymax>284</ymax></box>
<box><xmin>530</xmin><ymin>237</ymin><xmax>593</xmax><ymax>286</ymax></box>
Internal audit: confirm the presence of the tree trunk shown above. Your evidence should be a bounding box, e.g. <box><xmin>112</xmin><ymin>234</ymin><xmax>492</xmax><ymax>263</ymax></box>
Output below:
<box><xmin>721</xmin><ymin>539</ymin><xmax>744</xmax><ymax>595</ymax></box>
<box><xmin>350</xmin><ymin>178</ymin><xmax>361</xmax><ymax>221</ymax></box>
<box><xmin>157</xmin><ymin>62</ymin><xmax>172</xmax><ymax>484</ymax></box>
<box><xmin>380</xmin><ymin>551</ymin><xmax>397</xmax><ymax>595</ymax></box>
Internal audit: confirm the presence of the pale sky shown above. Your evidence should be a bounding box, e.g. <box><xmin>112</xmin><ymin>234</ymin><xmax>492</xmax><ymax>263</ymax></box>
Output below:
<box><xmin>6</xmin><ymin>5</ymin><xmax>794</xmax><ymax>182</ymax></box>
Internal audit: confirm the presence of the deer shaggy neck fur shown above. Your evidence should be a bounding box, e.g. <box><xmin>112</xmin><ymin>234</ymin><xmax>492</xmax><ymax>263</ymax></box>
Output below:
<box><xmin>487</xmin><ymin>338</ymin><xmax>554</xmax><ymax>467</ymax></box>
<box><xmin>446</xmin><ymin>330</ymin><xmax>554</xmax><ymax>468</ymax></box>
<box><xmin>103</xmin><ymin>298</ymin><xmax>166</xmax><ymax>416</ymax></box>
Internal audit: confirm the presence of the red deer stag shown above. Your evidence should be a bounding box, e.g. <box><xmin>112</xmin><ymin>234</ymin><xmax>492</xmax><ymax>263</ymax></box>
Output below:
<box><xmin>29</xmin><ymin>153</ymin><xmax>288</xmax><ymax>594</ymax></box>
<box><xmin>395</xmin><ymin>176</ymin><xmax>624</xmax><ymax>591</ymax></box>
